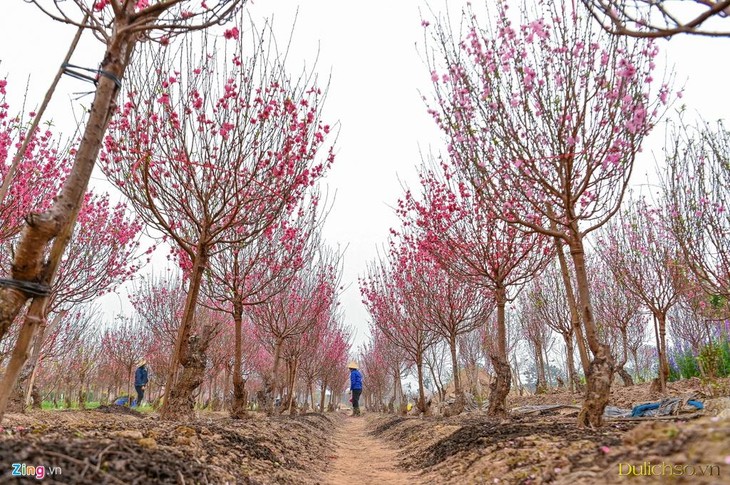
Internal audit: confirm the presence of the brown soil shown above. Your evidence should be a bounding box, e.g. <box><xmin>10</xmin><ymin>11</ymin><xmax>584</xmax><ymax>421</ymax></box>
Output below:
<box><xmin>325</xmin><ymin>410</ymin><xmax>417</xmax><ymax>485</ymax></box>
<box><xmin>0</xmin><ymin>379</ymin><xmax>728</xmax><ymax>484</ymax></box>
<box><xmin>0</xmin><ymin>409</ymin><xmax>335</xmax><ymax>484</ymax></box>
<box><xmin>369</xmin><ymin>410</ymin><xmax>730</xmax><ymax>484</ymax></box>
<box><xmin>370</xmin><ymin>377</ymin><xmax>730</xmax><ymax>484</ymax></box>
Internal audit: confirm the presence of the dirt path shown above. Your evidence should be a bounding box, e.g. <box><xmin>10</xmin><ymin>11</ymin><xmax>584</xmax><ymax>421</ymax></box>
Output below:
<box><xmin>325</xmin><ymin>412</ymin><xmax>418</xmax><ymax>485</ymax></box>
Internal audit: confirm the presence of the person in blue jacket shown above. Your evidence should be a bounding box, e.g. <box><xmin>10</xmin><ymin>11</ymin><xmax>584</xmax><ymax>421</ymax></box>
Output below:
<box><xmin>348</xmin><ymin>361</ymin><xmax>363</xmax><ymax>416</ymax></box>
<box><xmin>134</xmin><ymin>358</ymin><xmax>149</xmax><ymax>407</ymax></box>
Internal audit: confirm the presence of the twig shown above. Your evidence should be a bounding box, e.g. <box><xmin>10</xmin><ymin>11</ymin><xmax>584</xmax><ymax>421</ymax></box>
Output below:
<box><xmin>95</xmin><ymin>443</ymin><xmax>117</xmax><ymax>475</ymax></box>
<box><xmin>42</xmin><ymin>451</ymin><xmax>127</xmax><ymax>485</ymax></box>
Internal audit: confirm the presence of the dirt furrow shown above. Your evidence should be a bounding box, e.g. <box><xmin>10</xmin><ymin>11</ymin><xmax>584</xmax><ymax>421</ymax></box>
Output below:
<box><xmin>325</xmin><ymin>412</ymin><xmax>417</xmax><ymax>485</ymax></box>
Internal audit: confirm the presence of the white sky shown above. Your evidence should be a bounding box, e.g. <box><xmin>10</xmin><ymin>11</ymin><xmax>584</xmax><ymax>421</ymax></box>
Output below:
<box><xmin>1</xmin><ymin>1</ymin><xmax>729</xmax><ymax>352</ymax></box>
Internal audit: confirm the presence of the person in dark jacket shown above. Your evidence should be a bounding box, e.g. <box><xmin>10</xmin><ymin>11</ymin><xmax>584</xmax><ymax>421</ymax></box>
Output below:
<box><xmin>134</xmin><ymin>358</ymin><xmax>149</xmax><ymax>407</ymax></box>
<box><xmin>348</xmin><ymin>361</ymin><xmax>363</xmax><ymax>416</ymax></box>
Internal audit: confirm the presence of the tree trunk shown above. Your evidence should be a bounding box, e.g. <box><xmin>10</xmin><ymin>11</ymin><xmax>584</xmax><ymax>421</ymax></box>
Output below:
<box><xmin>617</xmin><ymin>367</ymin><xmax>634</xmax><ymax>386</ymax></box>
<box><xmin>161</xmin><ymin>246</ymin><xmax>208</xmax><ymax>418</ymax></box>
<box><xmin>631</xmin><ymin>348</ymin><xmax>640</xmax><ymax>382</ymax></box>
<box><xmin>163</xmin><ymin>333</ymin><xmax>210</xmax><ymax>421</ymax></box>
<box><xmin>448</xmin><ymin>333</ymin><xmax>464</xmax><ymax>414</ymax></box>
<box><xmin>308</xmin><ymin>382</ymin><xmax>314</xmax><ymax>413</ymax></box>
<box><xmin>617</xmin><ymin>327</ymin><xmax>634</xmax><ymax>386</ymax></box>
<box><xmin>265</xmin><ymin>338</ymin><xmax>284</xmax><ymax>415</ymax></box>
<box><xmin>562</xmin><ymin>332</ymin><xmax>578</xmax><ymax>393</ymax></box>
<box><xmin>415</xmin><ymin>354</ymin><xmax>428</xmax><ymax>415</ymax></box>
<box><xmin>30</xmin><ymin>384</ymin><xmax>42</xmax><ymax>409</ymax></box>
<box><xmin>552</xmin><ymin>225</ymin><xmax>590</xmax><ymax>374</ymax></box>
<box><xmin>487</xmin><ymin>285</ymin><xmax>511</xmax><ymax>417</ymax></box>
<box><xmin>0</xmin><ymin>300</ymin><xmax>46</xmax><ymax>419</ymax></box>
<box><xmin>24</xmin><ymin>310</ymin><xmax>65</xmax><ymax>406</ymax></box>
<box><xmin>510</xmin><ymin>357</ymin><xmax>524</xmax><ymax>396</ymax></box>
<box><xmin>543</xmin><ymin>346</ymin><xmax>553</xmax><ymax>387</ymax></box>
<box><xmin>534</xmin><ymin>339</ymin><xmax>547</xmax><ymax>394</ymax></box>
<box><xmin>78</xmin><ymin>376</ymin><xmax>87</xmax><ymax>410</ymax></box>
<box><xmin>230</xmin><ymin>301</ymin><xmax>247</xmax><ymax>419</ymax></box>
<box><xmin>653</xmin><ymin>312</ymin><xmax>669</xmax><ymax>393</ymax></box>
<box><xmin>319</xmin><ymin>380</ymin><xmax>327</xmax><ymax>413</ymax></box>
<box><xmin>7</xmin><ymin>368</ymin><xmax>30</xmax><ymax>413</ymax></box>
<box><xmin>287</xmin><ymin>357</ymin><xmax>298</xmax><ymax>415</ymax></box>
<box><xmin>570</xmin><ymin>239</ymin><xmax>614</xmax><ymax>428</ymax></box>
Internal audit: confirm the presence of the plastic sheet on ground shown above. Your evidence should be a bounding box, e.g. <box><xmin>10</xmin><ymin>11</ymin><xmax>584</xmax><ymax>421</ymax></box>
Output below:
<box><xmin>511</xmin><ymin>397</ymin><xmax>704</xmax><ymax>419</ymax></box>
<box><xmin>510</xmin><ymin>404</ymin><xmax>581</xmax><ymax>416</ymax></box>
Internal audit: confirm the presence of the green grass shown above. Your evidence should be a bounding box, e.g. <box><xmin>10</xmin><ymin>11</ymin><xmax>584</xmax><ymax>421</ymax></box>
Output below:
<box><xmin>40</xmin><ymin>400</ymin><xmax>156</xmax><ymax>412</ymax></box>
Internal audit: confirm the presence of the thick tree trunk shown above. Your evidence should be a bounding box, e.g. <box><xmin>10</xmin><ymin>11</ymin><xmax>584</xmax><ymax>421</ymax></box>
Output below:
<box><xmin>570</xmin><ymin>239</ymin><xmax>614</xmax><ymax>427</ymax></box>
<box><xmin>161</xmin><ymin>246</ymin><xmax>208</xmax><ymax>418</ymax></box>
<box><xmin>487</xmin><ymin>286</ymin><xmax>511</xmax><ymax>417</ymax></box>
<box><xmin>7</xmin><ymin>370</ymin><xmax>29</xmax><ymax>413</ymax></box>
<box><xmin>164</xmin><ymin>333</ymin><xmax>210</xmax><ymax>421</ymax></box>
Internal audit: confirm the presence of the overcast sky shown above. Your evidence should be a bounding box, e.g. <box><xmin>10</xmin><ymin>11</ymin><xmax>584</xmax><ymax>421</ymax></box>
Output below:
<box><xmin>1</xmin><ymin>1</ymin><xmax>729</xmax><ymax>352</ymax></box>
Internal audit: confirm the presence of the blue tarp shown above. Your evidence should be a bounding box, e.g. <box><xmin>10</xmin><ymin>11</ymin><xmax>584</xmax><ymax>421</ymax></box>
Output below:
<box><xmin>631</xmin><ymin>398</ymin><xmax>703</xmax><ymax>417</ymax></box>
<box><xmin>113</xmin><ymin>396</ymin><xmax>137</xmax><ymax>407</ymax></box>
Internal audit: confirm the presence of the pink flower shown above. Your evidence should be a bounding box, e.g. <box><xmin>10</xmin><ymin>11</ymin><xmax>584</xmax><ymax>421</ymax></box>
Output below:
<box><xmin>528</xmin><ymin>19</ymin><xmax>549</xmax><ymax>40</ymax></box>
<box><xmin>599</xmin><ymin>446</ymin><xmax>611</xmax><ymax>454</ymax></box>
<box><xmin>219</xmin><ymin>122</ymin><xmax>234</xmax><ymax>139</ymax></box>
<box><xmin>157</xmin><ymin>93</ymin><xmax>170</xmax><ymax>105</ymax></box>
<box><xmin>224</xmin><ymin>27</ymin><xmax>240</xmax><ymax>40</ymax></box>
<box><xmin>421</xmin><ymin>20</ymin><xmax>430</xmax><ymax>27</ymax></box>
<box><xmin>94</xmin><ymin>0</ymin><xmax>110</xmax><ymax>11</ymax></box>
<box><xmin>659</xmin><ymin>85</ymin><xmax>669</xmax><ymax>105</ymax></box>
